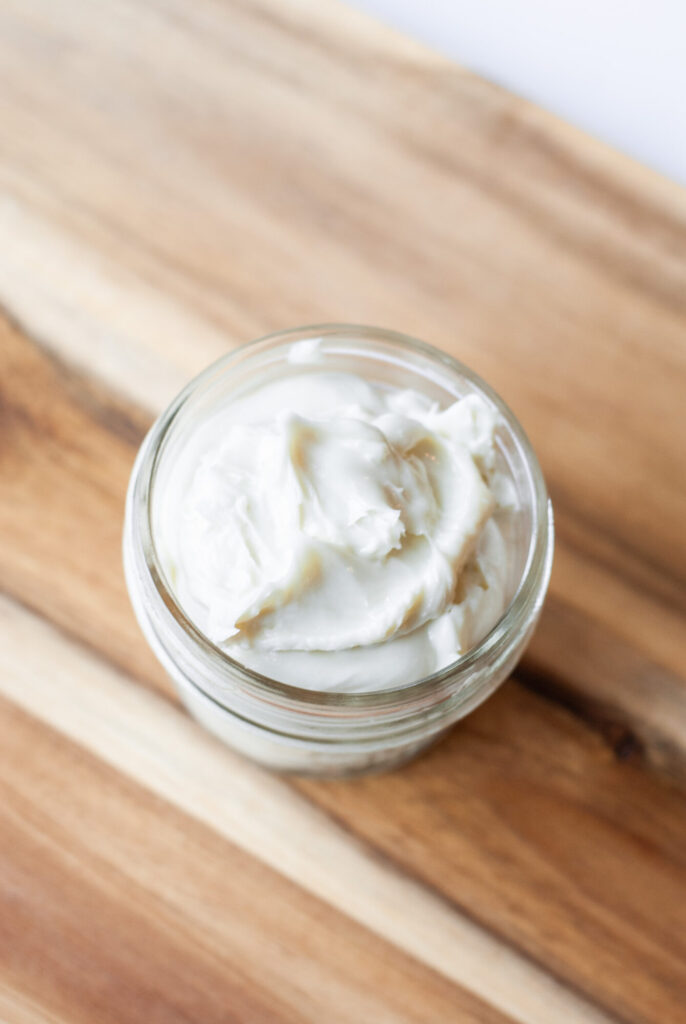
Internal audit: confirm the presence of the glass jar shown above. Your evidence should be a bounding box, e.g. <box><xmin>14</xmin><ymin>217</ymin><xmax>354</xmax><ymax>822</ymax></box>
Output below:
<box><xmin>123</xmin><ymin>325</ymin><xmax>553</xmax><ymax>776</ymax></box>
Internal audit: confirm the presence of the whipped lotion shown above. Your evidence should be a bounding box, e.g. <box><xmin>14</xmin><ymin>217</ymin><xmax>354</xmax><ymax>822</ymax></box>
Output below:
<box><xmin>157</xmin><ymin>369</ymin><xmax>514</xmax><ymax>691</ymax></box>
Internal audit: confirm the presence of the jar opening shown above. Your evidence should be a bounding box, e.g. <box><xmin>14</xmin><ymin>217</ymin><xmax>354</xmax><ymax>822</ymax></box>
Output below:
<box><xmin>133</xmin><ymin>324</ymin><xmax>553</xmax><ymax>708</ymax></box>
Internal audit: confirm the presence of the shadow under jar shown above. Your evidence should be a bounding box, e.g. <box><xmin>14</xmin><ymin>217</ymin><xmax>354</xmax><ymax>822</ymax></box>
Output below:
<box><xmin>123</xmin><ymin>325</ymin><xmax>553</xmax><ymax>776</ymax></box>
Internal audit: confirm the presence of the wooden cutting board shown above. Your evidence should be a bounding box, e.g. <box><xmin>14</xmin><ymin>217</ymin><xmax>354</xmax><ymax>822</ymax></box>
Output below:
<box><xmin>1</xmin><ymin>1</ymin><xmax>685</xmax><ymax>1022</ymax></box>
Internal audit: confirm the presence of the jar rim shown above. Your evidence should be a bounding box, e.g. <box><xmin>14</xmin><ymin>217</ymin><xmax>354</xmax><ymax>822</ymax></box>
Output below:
<box><xmin>133</xmin><ymin>323</ymin><xmax>553</xmax><ymax>709</ymax></box>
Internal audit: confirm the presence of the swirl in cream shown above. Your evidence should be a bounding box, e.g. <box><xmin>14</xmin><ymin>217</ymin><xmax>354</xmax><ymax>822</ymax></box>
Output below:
<box><xmin>157</xmin><ymin>370</ymin><xmax>514</xmax><ymax>691</ymax></box>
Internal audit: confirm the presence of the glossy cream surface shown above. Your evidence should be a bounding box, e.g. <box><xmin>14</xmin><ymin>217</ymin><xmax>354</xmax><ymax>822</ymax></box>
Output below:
<box><xmin>156</xmin><ymin>364</ymin><xmax>516</xmax><ymax>691</ymax></box>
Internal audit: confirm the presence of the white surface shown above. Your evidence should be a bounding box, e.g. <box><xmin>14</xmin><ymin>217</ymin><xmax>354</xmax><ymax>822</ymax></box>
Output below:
<box><xmin>348</xmin><ymin>0</ymin><xmax>686</xmax><ymax>187</ymax></box>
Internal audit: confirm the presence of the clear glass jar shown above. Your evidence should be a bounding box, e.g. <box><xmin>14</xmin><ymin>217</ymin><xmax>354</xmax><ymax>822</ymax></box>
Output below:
<box><xmin>123</xmin><ymin>325</ymin><xmax>553</xmax><ymax>776</ymax></box>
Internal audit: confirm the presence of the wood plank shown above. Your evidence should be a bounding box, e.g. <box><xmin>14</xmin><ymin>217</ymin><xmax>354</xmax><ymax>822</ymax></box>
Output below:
<box><xmin>298</xmin><ymin>694</ymin><xmax>686</xmax><ymax>1024</ymax></box>
<box><xmin>0</xmin><ymin>596</ymin><xmax>608</xmax><ymax>1024</ymax></box>
<box><xmin>2</xmin><ymin>310</ymin><xmax>685</xmax><ymax>1022</ymax></box>
<box><xmin>0</xmin><ymin>0</ymin><xmax>685</xmax><ymax>763</ymax></box>
<box><xmin>0</xmin><ymin>696</ymin><xmax>511</xmax><ymax>1024</ymax></box>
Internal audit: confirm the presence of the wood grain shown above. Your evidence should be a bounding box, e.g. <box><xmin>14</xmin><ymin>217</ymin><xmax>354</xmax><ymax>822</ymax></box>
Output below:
<box><xmin>1</xmin><ymin>697</ymin><xmax>510</xmax><ymax>1024</ymax></box>
<box><xmin>0</xmin><ymin>0</ymin><xmax>686</xmax><ymax>1022</ymax></box>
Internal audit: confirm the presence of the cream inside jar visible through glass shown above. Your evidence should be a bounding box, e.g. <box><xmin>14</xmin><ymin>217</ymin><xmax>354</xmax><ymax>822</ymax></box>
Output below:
<box><xmin>155</xmin><ymin>342</ymin><xmax>520</xmax><ymax>692</ymax></box>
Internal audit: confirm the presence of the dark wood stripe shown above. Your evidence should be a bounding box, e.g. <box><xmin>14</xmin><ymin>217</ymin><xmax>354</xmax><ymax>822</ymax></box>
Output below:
<box><xmin>525</xmin><ymin>596</ymin><xmax>686</xmax><ymax>780</ymax></box>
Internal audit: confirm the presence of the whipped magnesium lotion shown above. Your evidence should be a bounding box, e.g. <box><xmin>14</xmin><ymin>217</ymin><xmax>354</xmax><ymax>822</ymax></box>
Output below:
<box><xmin>155</xmin><ymin>345</ymin><xmax>515</xmax><ymax>693</ymax></box>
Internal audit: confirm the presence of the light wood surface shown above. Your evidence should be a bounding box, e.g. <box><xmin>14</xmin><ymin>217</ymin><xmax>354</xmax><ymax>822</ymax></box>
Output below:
<box><xmin>1</xmin><ymin>1</ymin><xmax>685</xmax><ymax>1022</ymax></box>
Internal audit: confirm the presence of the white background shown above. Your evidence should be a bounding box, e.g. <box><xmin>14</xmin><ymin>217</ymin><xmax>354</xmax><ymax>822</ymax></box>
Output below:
<box><xmin>348</xmin><ymin>0</ymin><xmax>686</xmax><ymax>187</ymax></box>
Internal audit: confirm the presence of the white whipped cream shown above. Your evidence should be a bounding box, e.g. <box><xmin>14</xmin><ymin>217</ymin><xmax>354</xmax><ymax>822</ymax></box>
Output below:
<box><xmin>156</xmin><ymin>370</ymin><xmax>515</xmax><ymax>691</ymax></box>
